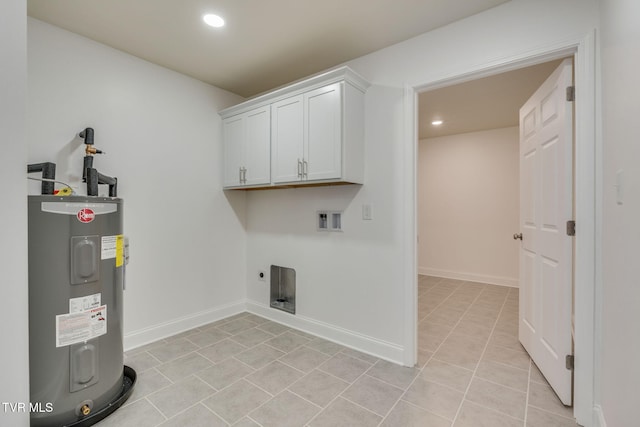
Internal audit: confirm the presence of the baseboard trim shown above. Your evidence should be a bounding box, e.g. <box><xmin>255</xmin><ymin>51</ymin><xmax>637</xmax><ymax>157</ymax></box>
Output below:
<box><xmin>418</xmin><ymin>267</ymin><xmax>519</xmax><ymax>288</ymax></box>
<box><xmin>593</xmin><ymin>405</ymin><xmax>607</xmax><ymax>427</ymax></box>
<box><xmin>246</xmin><ymin>301</ymin><xmax>406</xmax><ymax>365</ymax></box>
<box><xmin>124</xmin><ymin>300</ymin><xmax>407</xmax><ymax>365</ymax></box>
<box><xmin>124</xmin><ymin>300</ymin><xmax>246</xmax><ymax>351</ymax></box>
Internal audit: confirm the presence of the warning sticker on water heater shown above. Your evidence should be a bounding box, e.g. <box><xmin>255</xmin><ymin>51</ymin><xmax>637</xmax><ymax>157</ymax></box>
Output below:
<box><xmin>55</xmin><ymin>305</ymin><xmax>107</xmax><ymax>347</ymax></box>
<box><xmin>69</xmin><ymin>293</ymin><xmax>101</xmax><ymax>313</ymax></box>
<box><xmin>101</xmin><ymin>236</ymin><xmax>117</xmax><ymax>259</ymax></box>
<box><xmin>101</xmin><ymin>235</ymin><xmax>124</xmax><ymax>267</ymax></box>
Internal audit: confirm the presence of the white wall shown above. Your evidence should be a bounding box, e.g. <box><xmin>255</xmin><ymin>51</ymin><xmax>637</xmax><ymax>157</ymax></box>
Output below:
<box><xmin>27</xmin><ymin>19</ymin><xmax>248</xmax><ymax>348</ymax></box>
<box><xmin>0</xmin><ymin>0</ymin><xmax>30</xmax><ymax>425</ymax></box>
<box><xmin>246</xmin><ymin>0</ymin><xmax>599</xmax><ymax>366</ymax></box>
<box><xmin>598</xmin><ymin>0</ymin><xmax>640</xmax><ymax>425</ymax></box>
<box><xmin>246</xmin><ymin>86</ymin><xmax>407</xmax><ymax>360</ymax></box>
<box><xmin>418</xmin><ymin>127</ymin><xmax>519</xmax><ymax>287</ymax></box>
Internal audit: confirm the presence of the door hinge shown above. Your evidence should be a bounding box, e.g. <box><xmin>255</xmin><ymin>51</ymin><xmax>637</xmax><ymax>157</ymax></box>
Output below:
<box><xmin>566</xmin><ymin>86</ymin><xmax>575</xmax><ymax>102</ymax></box>
<box><xmin>566</xmin><ymin>220</ymin><xmax>576</xmax><ymax>236</ymax></box>
<box><xmin>566</xmin><ymin>354</ymin><xmax>575</xmax><ymax>370</ymax></box>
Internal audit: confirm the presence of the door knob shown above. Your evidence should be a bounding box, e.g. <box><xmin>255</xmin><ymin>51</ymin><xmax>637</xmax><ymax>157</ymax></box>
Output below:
<box><xmin>513</xmin><ymin>233</ymin><xmax>523</xmax><ymax>240</ymax></box>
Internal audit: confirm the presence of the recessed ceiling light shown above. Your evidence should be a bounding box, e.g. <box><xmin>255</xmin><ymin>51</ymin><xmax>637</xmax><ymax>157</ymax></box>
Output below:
<box><xmin>431</xmin><ymin>120</ymin><xmax>443</xmax><ymax>126</ymax></box>
<box><xmin>203</xmin><ymin>14</ymin><xmax>225</xmax><ymax>28</ymax></box>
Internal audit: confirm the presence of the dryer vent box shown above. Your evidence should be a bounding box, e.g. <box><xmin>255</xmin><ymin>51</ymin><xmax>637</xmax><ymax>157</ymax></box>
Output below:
<box><xmin>270</xmin><ymin>265</ymin><xmax>296</xmax><ymax>314</ymax></box>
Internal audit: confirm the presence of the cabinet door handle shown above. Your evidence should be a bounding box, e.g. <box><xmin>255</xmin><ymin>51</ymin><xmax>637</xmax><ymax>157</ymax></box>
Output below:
<box><xmin>242</xmin><ymin>167</ymin><xmax>247</xmax><ymax>184</ymax></box>
<box><xmin>239</xmin><ymin>167</ymin><xmax>243</xmax><ymax>184</ymax></box>
<box><xmin>303</xmin><ymin>159</ymin><xmax>308</xmax><ymax>178</ymax></box>
<box><xmin>297</xmin><ymin>159</ymin><xmax>302</xmax><ymax>179</ymax></box>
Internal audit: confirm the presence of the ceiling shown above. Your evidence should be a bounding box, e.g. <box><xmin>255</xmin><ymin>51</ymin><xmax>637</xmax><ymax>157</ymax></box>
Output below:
<box><xmin>27</xmin><ymin>0</ymin><xmax>563</xmax><ymax>140</ymax></box>
<box><xmin>27</xmin><ymin>0</ymin><xmax>509</xmax><ymax>98</ymax></box>
<box><xmin>418</xmin><ymin>59</ymin><xmax>564</xmax><ymax>139</ymax></box>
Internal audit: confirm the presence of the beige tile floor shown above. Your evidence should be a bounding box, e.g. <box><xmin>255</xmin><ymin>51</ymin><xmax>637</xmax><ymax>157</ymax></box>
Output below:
<box><xmin>95</xmin><ymin>275</ymin><xmax>579</xmax><ymax>427</ymax></box>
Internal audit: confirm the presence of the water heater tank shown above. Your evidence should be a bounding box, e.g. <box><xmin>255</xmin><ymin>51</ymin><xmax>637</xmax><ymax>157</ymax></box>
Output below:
<box><xmin>28</xmin><ymin>196</ymin><xmax>135</xmax><ymax>427</ymax></box>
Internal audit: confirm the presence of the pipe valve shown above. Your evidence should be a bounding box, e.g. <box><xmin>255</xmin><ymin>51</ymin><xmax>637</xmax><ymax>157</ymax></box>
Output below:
<box><xmin>85</xmin><ymin>145</ymin><xmax>105</xmax><ymax>155</ymax></box>
<box><xmin>80</xmin><ymin>128</ymin><xmax>105</xmax><ymax>155</ymax></box>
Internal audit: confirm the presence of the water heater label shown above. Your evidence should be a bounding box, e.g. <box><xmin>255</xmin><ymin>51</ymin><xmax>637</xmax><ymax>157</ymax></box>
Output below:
<box><xmin>55</xmin><ymin>305</ymin><xmax>107</xmax><ymax>347</ymax></box>
<box><xmin>101</xmin><ymin>235</ymin><xmax>124</xmax><ymax>267</ymax></box>
<box><xmin>69</xmin><ymin>293</ymin><xmax>101</xmax><ymax>313</ymax></box>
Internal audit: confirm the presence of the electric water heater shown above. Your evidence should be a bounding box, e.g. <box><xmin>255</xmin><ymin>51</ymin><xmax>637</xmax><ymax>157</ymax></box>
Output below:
<box><xmin>28</xmin><ymin>196</ymin><xmax>134</xmax><ymax>427</ymax></box>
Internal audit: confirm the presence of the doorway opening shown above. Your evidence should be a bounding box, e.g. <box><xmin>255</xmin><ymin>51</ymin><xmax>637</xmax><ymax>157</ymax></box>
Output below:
<box><xmin>417</xmin><ymin>59</ymin><xmax>564</xmax><ymax>287</ymax></box>
<box><xmin>404</xmin><ymin>33</ymin><xmax>597</xmax><ymax>427</ymax></box>
<box><xmin>414</xmin><ymin>57</ymin><xmax>578</xmax><ymax>423</ymax></box>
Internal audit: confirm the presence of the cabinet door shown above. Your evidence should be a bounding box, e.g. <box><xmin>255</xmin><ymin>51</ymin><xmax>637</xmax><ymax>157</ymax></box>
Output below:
<box><xmin>244</xmin><ymin>106</ymin><xmax>271</xmax><ymax>186</ymax></box>
<box><xmin>223</xmin><ymin>115</ymin><xmax>244</xmax><ymax>187</ymax></box>
<box><xmin>304</xmin><ymin>83</ymin><xmax>342</xmax><ymax>181</ymax></box>
<box><xmin>272</xmin><ymin>95</ymin><xmax>304</xmax><ymax>183</ymax></box>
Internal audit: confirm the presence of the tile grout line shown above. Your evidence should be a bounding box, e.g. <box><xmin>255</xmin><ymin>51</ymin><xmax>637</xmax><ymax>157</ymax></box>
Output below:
<box><xmin>246</xmin><ymin>414</ymin><xmax>265</xmax><ymax>427</ymax></box>
<box><xmin>339</xmin><ymin>372</ymin><xmax>413</xmax><ymax>426</ymax></box>
<box><xmin>142</xmin><ymin>350</ymin><xmax>165</xmax><ymax>365</ymax></box>
<box><xmin>160</xmin><ymin>401</ymin><xmax>226</xmax><ymax>426</ymax></box>
<box><xmin>238</xmin><ymin>348</ymin><xmax>378</xmax><ymax>425</ymax></box>
<box><xmin>444</xmin><ymin>285</ymin><xmax>502</xmax><ymax>423</ymax></box>
<box><xmin>378</xmin><ymin>280</ymin><xmax>469</xmax><ymax>426</ymax></box>
<box><xmin>527</xmin><ymin>403</ymin><xmax>578</xmax><ymax>421</ymax></box>
<box><xmin>450</xmin><ymin>288</ymin><xmax>512</xmax><ymax>425</ymax></box>
<box><xmin>304</xmin><ymin>353</ymin><xmax>383</xmax><ymax>426</ymax></box>
<box><xmin>456</xmin><ymin>372</ymin><xmax>529</xmax><ymax>395</ymax></box>
<box><xmin>416</xmin><ymin>277</ymin><xmax>445</xmax><ymax>322</ymax></box>
<box><xmin>357</xmin><ymin>371</ymin><xmax>411</xmax><ymax>394</ymax></box>
<box><xmin>340</xmin><ymin>393</ymin><xmax>392</xmax><ymax>421</ymax></box>
<box><xmin>142</xmin><ymin>396</ymin><xmax>168</xmax><ymax>425</ymax></box>
<box><xmin>245</xmin><ymin>388</ymin><xmax>323</xmax><ymax>427</ymax></box>
<box><xmin>201</xmin><ymin>377</ymin><xmax>273</xmax><ymax>425</ymax></box>
<box><xmin>524</xmin><ymin>358</ymin><xmax>533</xmax><ymax>426</ymax></box>
<box><xmin>285</xmin><ymin>385</ymin><xmax>333</xmax><ymax>411</ymax></box>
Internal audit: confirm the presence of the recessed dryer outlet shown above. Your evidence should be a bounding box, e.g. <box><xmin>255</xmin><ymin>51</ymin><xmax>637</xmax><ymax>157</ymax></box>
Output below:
<box><xmin>270</xmin><ymin>265</ymin><xmax>295</xmax><ymax>314</ymax></box>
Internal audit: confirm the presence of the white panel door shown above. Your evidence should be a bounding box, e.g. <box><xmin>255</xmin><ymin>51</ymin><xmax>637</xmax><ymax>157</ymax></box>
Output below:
<box><xmin>518</xmin><ymin>58</ymin><xmax>574</xmax><ymax>405</ymax></box>
<box><xmin>272</xmin><ymin>95</ymin><xmax>304</xmax><ymax>183</ymax></box>
<box><xmin>222</xmin><ymin>115</ymin><xmax>244</xmax><ymax>187</ymax></box>
<box><xmin>304</xmin><ymin>83</ymin><xmax>342</xmax><ymax>181</ymax></box>
<box><xmin>244</xmin><ymin>106</ymin><xmax>271</xmax><ymax>186</ymax></box>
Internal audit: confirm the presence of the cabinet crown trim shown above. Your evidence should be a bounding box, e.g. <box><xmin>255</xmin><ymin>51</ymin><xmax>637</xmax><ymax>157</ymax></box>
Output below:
<box><xmin>219</xmin><ymin>66</ymin><xmax>370</xmax><ymax>118</ymax></box>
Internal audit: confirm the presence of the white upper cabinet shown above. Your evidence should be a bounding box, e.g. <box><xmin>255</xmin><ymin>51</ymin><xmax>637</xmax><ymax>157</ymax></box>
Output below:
<box><xmin>222</xmin><ymin>105</ymin><xmax>270</xmax><ymax>188</ymax></box>
<box><xmin>220</xmin><ymin>67</ymin><xmax>369</xmax><ymax>189</ymax></box>
<box><xmin>271</xmin><ymin>95</ymin><xmax>304</xmax><ymax>184</ymax></box>
<box><xmin>223</xmin><ymin>114</ymin><xmax>244</xmax><ymax>187</ymax></box>
<box><xmin>271</xmin><ymin>82</ymin><xmax>343</xmax><ymax>184</ymax></box>
<box><xmin>305</xmin><ymin>83</ymin><xmax>342</xmax><ymax>182</ymax></box>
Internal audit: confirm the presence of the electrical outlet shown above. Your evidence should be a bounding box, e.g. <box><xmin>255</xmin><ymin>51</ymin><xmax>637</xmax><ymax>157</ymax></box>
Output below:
<box><xmin>258</xmin><ymin>270</ymin><xmax>266</xmax><ymax>281</ymax></box>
